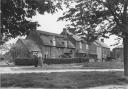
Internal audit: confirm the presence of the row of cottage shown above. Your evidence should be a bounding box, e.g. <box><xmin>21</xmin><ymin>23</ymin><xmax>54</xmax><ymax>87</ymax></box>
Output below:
<box><xmin>11</xmin><ymin>29</ymin><xmax>110</xmax><ymax>62</ymax></box>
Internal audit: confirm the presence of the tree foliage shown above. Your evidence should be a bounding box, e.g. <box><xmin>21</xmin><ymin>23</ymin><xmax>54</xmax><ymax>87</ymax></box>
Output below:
<box><xmin>0</xmin><ymin>43</ymin><xmax>15</xmax><ymax>53</ymax></box>
<box><xmin>59</xmin><ymin>0</ymin><xmax>128</xmax><ymax>76</ymax></box>
<box><xmin>59</xmin><ymin>0</ymin><xmax>128</xmax><ymax>43</ymax></box>
<box><xmin>1</xmin><ymin>0</ymin><xmax>64</xmax><ymax>44</ymax></box>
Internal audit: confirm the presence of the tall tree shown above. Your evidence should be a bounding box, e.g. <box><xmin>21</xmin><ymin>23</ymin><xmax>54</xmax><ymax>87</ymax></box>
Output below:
<box><xmin>59</xmin><ymin>0</ymin><xmax>128</xmax><ymax>76</ymax></box>
<box><xmin>1</xmin><ymin>0</ymin><xmax>64</xmax><ymax>44</ymax></box>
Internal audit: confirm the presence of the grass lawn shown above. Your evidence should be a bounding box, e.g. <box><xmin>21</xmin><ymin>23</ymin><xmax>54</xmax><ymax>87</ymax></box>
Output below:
<box><xmin>1</xmin><ymin>71</ymin><xmax>128</xmax><ymax>88</ymax></box>
<box><xmin>0</xmin><ymin>62</ymin><xmax>124</xmax><ymax>70</ymax></box>
<box><xmin>82</xmin><ymin>62</ymin><xmax>124</xmax><ymax>69</ymax></box>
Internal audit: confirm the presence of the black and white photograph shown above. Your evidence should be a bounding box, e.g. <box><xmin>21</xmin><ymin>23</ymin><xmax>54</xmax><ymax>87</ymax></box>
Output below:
<box><xmin>0</xmin><ymin>0</ymin><xmax>128</xmax><ymax>89</ymax></box>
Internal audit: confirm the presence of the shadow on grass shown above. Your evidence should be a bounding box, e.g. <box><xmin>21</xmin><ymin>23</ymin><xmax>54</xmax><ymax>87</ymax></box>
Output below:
<box><xmin>1</xmin><ymin>71</ymin><xmax>128</xmax><ymax>88</ymax></box>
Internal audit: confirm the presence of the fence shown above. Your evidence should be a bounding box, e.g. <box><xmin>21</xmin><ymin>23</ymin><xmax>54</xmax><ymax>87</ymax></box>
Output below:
<box><xmin>15</xmin><ymin>57</ymin><xmax>89</xmax><ymax>66</ymax></box>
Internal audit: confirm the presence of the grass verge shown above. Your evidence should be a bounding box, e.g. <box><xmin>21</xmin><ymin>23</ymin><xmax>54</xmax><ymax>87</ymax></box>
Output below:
<box><xmin>1</xmin><ymin>71</ymin><xmax>128</xmax><ymax>88</ymax></box>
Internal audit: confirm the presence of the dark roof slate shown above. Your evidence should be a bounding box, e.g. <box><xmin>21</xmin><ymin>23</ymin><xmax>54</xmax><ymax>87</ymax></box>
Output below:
<box><xmin>36</xmin><ymin>30</ymin><xmax>64</xmax><ymax>38</ymax></box>
<box><xmin>56</xmin><ymin>38</ymin><xmax>65</xmax><ymax>48</ymax></box>
<box><xmin>21</xmin><ymin>39</ymin><xmax>41</xmax><ymax>52</ymax></box>
<box><xmin>36</xmin><ymin>30</ymin><xmax>75</xmax><ymax>48</ymax></box>
<box><xmin>40</xmin><ymin>35</ymin><xmax>53</xmax><ymax>46</ymax></box>
<box><xmin>68</xmin><ymin>41</ymin><xmax>75</xmax><ymax>49</ymax></box>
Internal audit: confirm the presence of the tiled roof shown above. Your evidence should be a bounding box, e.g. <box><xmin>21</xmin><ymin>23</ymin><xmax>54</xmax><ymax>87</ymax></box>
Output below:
<box><xmin>93</xmin><ymin>41</ymin><xmax>100</xmax><ymax>46</ymax></box>
<box><xmin>72</xmin><ymin>35</ymin><xmax>81</xmax><ymax>41</ymax></box>
<box><xmin>56</xmin><ymin>38</ymin><xmax>65</xmax><ymax>48</ymax></box>
<box><xmin>36</xmin><ymin>30</ymin><xmax>64</xmax><ymax>38</ymax></box>
<box><xmin>36</xmin><ymin>30</ymin><xmax>75</xmax><ymax>48</ymax></box>
<box><xmin>95</xmin><ymin>40</ymin><xmax>110</xmax><ymax>48</ymax></box>
<box><xmin>67</xmin><ymin>41</ymin><xmax>75</xmax><ymax>49</ymax></box>
<box><xmin>21</xmin><ymin>39</ymin><xmax>41</xmax><ymax>52</ymax></box>
<box><xmin>40</xmin><ymin>35</ymin><xmax>53</xmax><ymax>46</ymax></box>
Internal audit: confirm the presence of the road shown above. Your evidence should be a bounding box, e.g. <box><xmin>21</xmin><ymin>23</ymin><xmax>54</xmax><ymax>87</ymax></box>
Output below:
<box><xmin>0</xmin><ymin>66</ymin><xmax>124</xmax><ymax>74</ymax></box>
<box><xmin>1</xmin><ymin>85</ymin><xmax>128</xmax><ymax>89</ymax></box>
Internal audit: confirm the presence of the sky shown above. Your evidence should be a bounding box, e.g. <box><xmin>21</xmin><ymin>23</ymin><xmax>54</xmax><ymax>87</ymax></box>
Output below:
<box><xmin>32</xmin><ymin>11</ymin><xmax>67</xmax><ymax>34</ymax></box>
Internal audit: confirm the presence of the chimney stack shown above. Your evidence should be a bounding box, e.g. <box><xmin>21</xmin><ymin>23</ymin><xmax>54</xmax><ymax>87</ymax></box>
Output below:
<box><xmin>62</xmin><ymin>28</ymin><xmax>68</xmax><ymax>35</ymax></box>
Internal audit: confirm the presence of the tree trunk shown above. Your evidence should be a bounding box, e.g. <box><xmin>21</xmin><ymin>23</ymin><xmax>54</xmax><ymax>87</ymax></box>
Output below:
<box><xmin>87</xmin><ymin>43</ymin><xmax>90</xmax><ymax>60</ymax></box>
<box><xmin>123</xmin><ymin>34</ymin><xmax>128</xmax><ymax>76</ymax></box>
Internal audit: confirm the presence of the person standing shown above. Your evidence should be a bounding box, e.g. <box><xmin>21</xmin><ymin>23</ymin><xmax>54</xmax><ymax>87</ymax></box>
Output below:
<box><xmin>33</xmin><ymin>52</ymin><xmax>38</xmax><ymax>67</ymax></box>
<box><xmin>37</xmin><ymin>52</ymin><xmax>43</xmax><ymax>67</ymax></box>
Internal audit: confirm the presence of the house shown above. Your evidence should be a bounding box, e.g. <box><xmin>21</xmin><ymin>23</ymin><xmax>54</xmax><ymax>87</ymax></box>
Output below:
<box><xmin>12</xmin><ymin>30</ymin><xmax>75</xmax><ymax>59</ymax></box>
<box><xmin>61</xmin><ymin>29</ymin><xmax>110</xmax><ymax>61</ymax></box>
<box><xmin>95</xmin><ymin>39</ymin><xmax>110</xmax><ymax>61</ymax></box>
<box><xmin>67</xmin><ymin>35</ymin><xmax>89</xmax><ymax>57</ymax></box>
<box><xmin>112</xmin><ymin>45</ymin><xmax>123</xmax><ymax>62</ymax></box>
<box><xmin>3</xmin><ymin>52</ymin><xmax>11</xmax><ymax>61</ymax></box>
<box><xmin>8</xmin><ymin>29</ymin><xmax>110</xmax><ymax>63</ymax></box>
<box><xmin>61</xmin><ymin>29</ymin><xmax>89</xmax><ymax>58</ymax></box>
<box><xmin>95</xmin><ymin>41</ymin><xmax>102</xmax><ymax>61</ymax></box>
<box><xmin>88</xmin><ymin>42</ymin><xmax>98</xmax><ymax>60</ymax></box>
<box><xmin>15</xmin><ymin>39</ymin><xmax>41</xmax><ymax>58</ymax></box>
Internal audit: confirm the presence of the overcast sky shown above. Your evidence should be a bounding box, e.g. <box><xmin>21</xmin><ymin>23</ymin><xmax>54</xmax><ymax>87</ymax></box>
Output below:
<box><xmin>32</xmin><ymin>11</ymin><xmax>66</xmax><ymax>34</ymax></box>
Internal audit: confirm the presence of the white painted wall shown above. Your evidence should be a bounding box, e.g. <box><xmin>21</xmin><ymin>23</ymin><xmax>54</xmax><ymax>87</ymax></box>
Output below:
<box><xmin>97</xmin><ymin>46</ymin><xmax>102</xmax><ymax>60</ymax></box>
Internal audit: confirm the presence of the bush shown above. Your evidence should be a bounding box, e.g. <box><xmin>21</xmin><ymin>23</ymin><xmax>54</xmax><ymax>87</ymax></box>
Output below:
<box><xmin>15</xmin><ymin>57</ymin><xmax>89</xmax><ymax>66</ymax></box>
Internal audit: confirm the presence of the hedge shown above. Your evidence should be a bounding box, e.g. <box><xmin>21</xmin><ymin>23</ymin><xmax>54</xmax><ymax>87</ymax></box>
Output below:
<box><xmin>15</xmin><ymin>57</ymin><xmax>89</xmax><ymax>66</ymax></box>
<box><xmin>15</xmin><ymin>58</ymin><xmax>35</xmax><ymax>66</ymax></box>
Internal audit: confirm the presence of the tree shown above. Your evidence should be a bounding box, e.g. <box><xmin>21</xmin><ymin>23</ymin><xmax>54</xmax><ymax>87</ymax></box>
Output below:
<box><xmin>1</xmin><ymin>0</ymin><xmax>64</xmax><ymax>44</ymax></box>
<box><xmin>59</xmin><ymin>0</ymin><xmax>128</xmax><ymax>76</ymax></box>
<box><xmin>0</xmin><ymin>43</ymin><xmax>16</xmax><ymax>62</ymax></box>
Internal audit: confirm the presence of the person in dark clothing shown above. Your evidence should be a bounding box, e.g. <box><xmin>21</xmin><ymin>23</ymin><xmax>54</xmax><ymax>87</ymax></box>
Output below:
<box><xmin>37</xmin><ymin>52</ymin><xmax>43</xmax><ymax>67</ymax></box>
<box><xmin>32</xmin><ymin>52</ymin><xmax>38</xmax><ymax>67</ymax></box>
<box><xmin>34</xmin><ymin>54</ymin><xmax>38</xmax><ymax>67</ymax></box>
